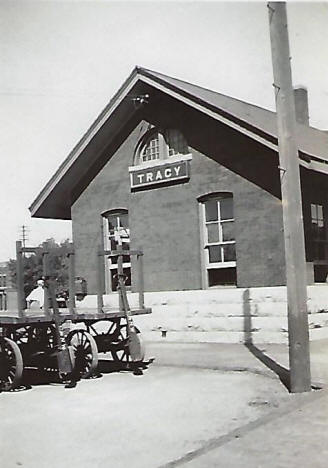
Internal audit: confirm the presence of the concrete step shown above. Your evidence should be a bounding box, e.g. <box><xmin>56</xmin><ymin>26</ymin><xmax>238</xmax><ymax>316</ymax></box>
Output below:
<box><xmin>308</xmin><ymin>312</ymin><xmax>328</xmax><ymax>329</ymax></box>
<box><xmin>140</xmin><ymin>330</ymin><xmax>289</xmax><ymax>344</ymax></box>
<box><xmin>77</xmin><ymin>285</ymin><xmax>328</xmax><ymax>311</ymax></box>
<box><xmin>134</xmin><ymin>310</ymin><xmax>328</xmax><ymax>332</ymax></box>
<box><xmin>149</xmin><ymin>303</ymin><xmax>288</xmax><ymax>317</ymax></box>
<box><xmin>74</xmin><ymin>285</ymin><xmax>328</xmax><ymax>344</ymax></box>
<box><xmin>134</xmin><ymin>314</ymin><xmax>288</xmax><ymax>332</ymax></box>
<box><xmin>309</xmin><ymin>326</ymin><xmax>328</xmax><ymax>340</ymax></box>
<box><xmin>143</xmin><ymin>286</ymin><xmax>328</xmax><ymax>307</ymax></box>
<box><xmin>140</xmin><ymin>325</ymin><xmax>328</xmax><ymax>345</ymax></box>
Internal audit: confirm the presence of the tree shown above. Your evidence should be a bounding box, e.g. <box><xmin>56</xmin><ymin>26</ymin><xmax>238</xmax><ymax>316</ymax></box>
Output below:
<box><xmin>9</xmin><ymin>238</ymin><xmax>72</xmax><ymax>297</ymax></box>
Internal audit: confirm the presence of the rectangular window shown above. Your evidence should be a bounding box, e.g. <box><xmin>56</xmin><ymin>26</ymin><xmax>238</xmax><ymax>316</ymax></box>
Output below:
<box><xmin>208</xmin><ymin>268</ymin><xmax>237</xmax><ymax>287</ymax></box>
<box><xmin>311</xmin><ymin>203</ymin><xmax>328</xmax><ymax>261</ymax></box>
<box><xmin>310</xmin><ymin>203</ymin><xmax>328</xmax><ymax>282</ymax></box>
<box><xmin>311</xmin><ymin>204</ymin><xmax>325</xmax><ymax>241</ymax></box>
<box><xmin>201</xmin><ymin>195</ymin><xmax>237</xmax><ymax>287</ymax></box>
<box><xmin>103</xmin><ymin>211</ymin><xmax>131</xmax><ymax>292</ymax></box>
<box><xmin>205</xmin><ymin>199</ymin><xmax>218</xmax><ymax>222</ymax></box>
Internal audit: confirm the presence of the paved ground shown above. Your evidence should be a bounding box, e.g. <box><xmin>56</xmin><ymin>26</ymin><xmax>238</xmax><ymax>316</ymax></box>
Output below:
<box><xmin>1</xmin><ymin>340</ymin><xmax>328</xmax><ymax>467</ymax></box>
<box><xmin>182</xmin><ymin>390</ymin><xmax>328</xmax><ymax>468</ymax></box>
<box><xmin>148</xmin><ymin>339</ymin><xmax>328</xmax><ymax>390</ymax></box>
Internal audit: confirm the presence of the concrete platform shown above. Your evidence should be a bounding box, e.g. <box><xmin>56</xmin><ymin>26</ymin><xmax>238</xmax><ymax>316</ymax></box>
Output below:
<box><xmin>3</xmin><ymin>285</ymin><xmax>328</xmax><ymax>343</ymax></box>
<box><xmin>133</xmin><ymin>285</ymin><xmax>328</xmax><ymax>343</ymax></box>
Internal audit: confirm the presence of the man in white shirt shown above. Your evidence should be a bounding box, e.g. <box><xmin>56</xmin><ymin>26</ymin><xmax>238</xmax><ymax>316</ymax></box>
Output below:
<box><xmin>26</xmin><ymin>279</ymin><xmax>45</xmax><ymax>309</ymax></box>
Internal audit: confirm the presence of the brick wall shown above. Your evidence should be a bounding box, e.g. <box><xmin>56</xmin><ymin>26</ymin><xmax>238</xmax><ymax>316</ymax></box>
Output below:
<box><xmin>71</xmin><ymin>98</ymin><xmax>287</xmax><ymax>293</ymax></box>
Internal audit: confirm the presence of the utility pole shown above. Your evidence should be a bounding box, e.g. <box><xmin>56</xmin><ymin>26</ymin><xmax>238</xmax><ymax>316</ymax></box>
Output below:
<box><xmin>19</xmin><ymin>225</ymin><xmax>29</xmax><ymax>249</ymax></box>
<box><xmin>268</xmin><ymin>2</ymin><xmax>311</xmax><ymax>392</ymax></box>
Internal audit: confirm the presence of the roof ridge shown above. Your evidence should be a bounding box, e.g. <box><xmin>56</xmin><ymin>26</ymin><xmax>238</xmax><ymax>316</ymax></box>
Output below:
<box><xmin>137</xmin><ymin>66</ymin><xmax>328</xmax><ymax>136</ymax></box>
<box><xmin>137</xmin><ymin>66</ymin><xmax>277</xmax><ymax>116</ymax></box>
<box><xmin>30</xmin><ymin>65</ymin><xmax>328</xmax><ymax>220</ymax></box>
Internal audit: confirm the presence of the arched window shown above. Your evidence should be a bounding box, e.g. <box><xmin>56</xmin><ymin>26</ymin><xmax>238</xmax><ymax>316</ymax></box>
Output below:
<box><xmin>136</xmin><ymin>128</ymin><xmax>189</xmax><ymax>165</ymax></box>
<box><xmin>199</xmin><ymin>193</ymin><xmax>237</xmax><ymax>287</ymax></box>
<box><xmin>102</xmin><ymin>209</ymin><xmax>131</xmax><ymax>292</ymax></box>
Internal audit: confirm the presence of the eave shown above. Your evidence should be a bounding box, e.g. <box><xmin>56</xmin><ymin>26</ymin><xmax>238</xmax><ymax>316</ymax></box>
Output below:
<box><xmin>29</xmin><ymin>66</ymin><xmax>328</xmax><ymax>220</ymax></box>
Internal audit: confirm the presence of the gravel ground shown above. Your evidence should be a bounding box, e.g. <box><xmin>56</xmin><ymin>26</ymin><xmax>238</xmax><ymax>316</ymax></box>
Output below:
<box><xmin>1</xmin><ymin>344</ymin><xmax>293</xmax><ymax>468</ymax></box>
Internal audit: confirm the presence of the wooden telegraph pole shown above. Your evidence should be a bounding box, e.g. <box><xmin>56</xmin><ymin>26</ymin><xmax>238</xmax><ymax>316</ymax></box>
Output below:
<box><xmin>268</xmin><ymin>2</ymin><xmax>311</xmax><ymax>392</ymax></box>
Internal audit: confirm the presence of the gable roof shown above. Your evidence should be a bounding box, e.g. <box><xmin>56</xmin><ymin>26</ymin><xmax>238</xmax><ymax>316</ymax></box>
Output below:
<box><xmin>30</xmin><ymin>66</ymin><xmax>328</xmax><ymax>220</ymax></box>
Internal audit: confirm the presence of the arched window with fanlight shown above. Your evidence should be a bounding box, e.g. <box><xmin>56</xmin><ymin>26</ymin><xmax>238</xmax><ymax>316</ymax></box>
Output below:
<box><xmin>199</xmin><ymin>193</ymin><xmax>237</xmax><ymax>287</ymax></box>
<box><xmin>102</xmin><ymin>209</ymin><xmax>131</xmax><ymax>292</ymax></box>
<box><xmin>135</xmin><ymin>128</ymin><xmax>189</xmax><ymax>165</ymax></box>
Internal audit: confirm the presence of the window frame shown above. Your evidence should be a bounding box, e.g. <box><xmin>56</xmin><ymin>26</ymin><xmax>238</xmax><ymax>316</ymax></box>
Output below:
<box><xmin>134</xmin><ymin>127</ymin><xmax>190</xmax><ymax>167</ymax></box>
<box><xmin>199</xmin><ymin>193</ymin><xmax>237</xmax><ymax>288</ymax></box>
<box><xmin>310</xmin><ymin>202</ymin><xmax>328</xmax><ymax>265</ymax></box>
<box><xmin>102</xmin><ymin>209</ymin><xmax>131</xmax><ymax>293</ymax></box>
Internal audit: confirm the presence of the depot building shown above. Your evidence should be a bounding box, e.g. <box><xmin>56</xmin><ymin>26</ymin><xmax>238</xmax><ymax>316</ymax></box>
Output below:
<box><xmin>30</xmin><ymin>67</ymin><xmax>328</xmax><ymax>295</ymax></box>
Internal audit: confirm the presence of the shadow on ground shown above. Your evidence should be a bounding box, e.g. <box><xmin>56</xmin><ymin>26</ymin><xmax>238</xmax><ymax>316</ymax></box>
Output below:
<box><xmin>4</xmin><ymin>358</ymin><xmax>152</xmax><ymax>392</ymax></box>
<box><xmin>245</xmin><ymin>343</ymin><xmax>291</xmax><ymax>391</ymax></box>
<box><xmin>243</xmin><ymin>288</ymin><xmax>291</xmax><ymax>392</ymax></box>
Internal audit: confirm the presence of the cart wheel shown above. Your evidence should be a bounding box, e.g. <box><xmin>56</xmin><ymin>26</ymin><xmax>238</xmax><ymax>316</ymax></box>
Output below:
<box><xmin>111</xmin><ymin>321</ymin><xmax>145</xmax><ymax>365</ymax></box>
<box><xmin>0</xmin><ymin>338</ymin><xmax>23</xmax><ymax>391</ymax></box>
<box><xmin>110</xmin><ymin>320</ymin><xmax>130</xmax><ymax>364</ymax></box>
<box><xmin>18</xmin><ymin>325</ymin><xmax>58</xmax><ymax>372</ymax></box>
<box><xmin>67</xmin><ymin>330</ymin><xmax>98</xmax><ymax>379</ymax></box>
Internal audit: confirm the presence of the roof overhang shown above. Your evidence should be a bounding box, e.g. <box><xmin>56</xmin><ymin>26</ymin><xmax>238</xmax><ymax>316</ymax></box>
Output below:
<box><xmin>30</xmin><ymin>66</ymin><xmax>328</xmax><ymax>220</ymax></box>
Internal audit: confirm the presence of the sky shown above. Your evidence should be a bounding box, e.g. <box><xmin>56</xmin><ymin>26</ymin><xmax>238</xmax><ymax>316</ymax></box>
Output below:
<box><xmin>1</xmin><ymin>0</ymin><xmax>327</xmax><ymax>262</ymax></box>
